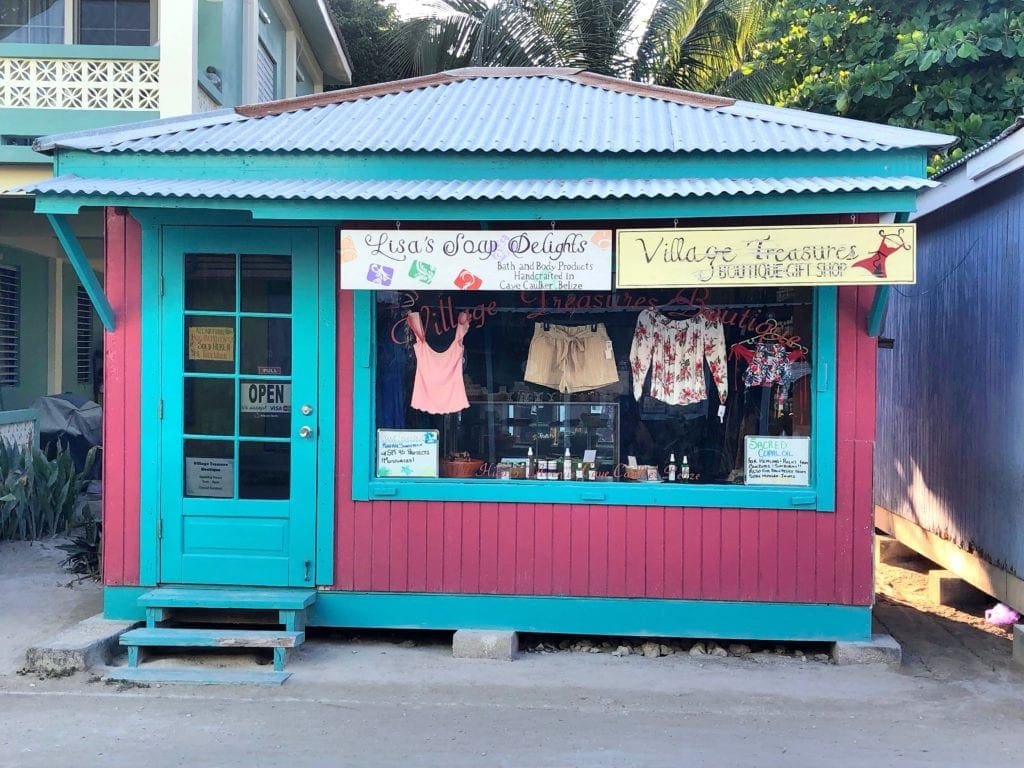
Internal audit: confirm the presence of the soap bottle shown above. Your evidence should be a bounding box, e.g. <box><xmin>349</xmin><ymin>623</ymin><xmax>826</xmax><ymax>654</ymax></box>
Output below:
<box><xmin>563</xmin><ymin>446</ymin><xmax>572</xmax><ymax>481</ymax></box>
<box><xmin>680</xmin><ymin>455</ymin><xmax>690</xmax><ymax>481</ymax></box>
<box><xmin>667</xmin><ymin>453</ymin><xmax>677</xmax><ymax>483</ymax></box>
<box><xmin>525</xmin><ymin>447</ymin><xmax>534</xmax><ymax>479</ymax></box>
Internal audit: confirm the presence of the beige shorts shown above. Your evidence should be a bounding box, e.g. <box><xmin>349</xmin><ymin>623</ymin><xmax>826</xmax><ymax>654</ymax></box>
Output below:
<box><xmin>524</xmin><ymin>323</ymin><xmax>620</xmax><ymax>393</ymax></box>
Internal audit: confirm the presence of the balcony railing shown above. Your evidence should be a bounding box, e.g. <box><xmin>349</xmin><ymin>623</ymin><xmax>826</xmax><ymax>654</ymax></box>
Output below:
<box><xmin>0</xmin><ymin>48</ymin><xmax>159</xmax><ymax>111</ymax></box>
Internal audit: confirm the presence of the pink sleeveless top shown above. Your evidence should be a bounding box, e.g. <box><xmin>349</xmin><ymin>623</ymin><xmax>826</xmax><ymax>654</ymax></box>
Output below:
<box><xmin>408</xmin><ymin>311</ymin><xmax>470</xmax><ymax>414</ymax></box>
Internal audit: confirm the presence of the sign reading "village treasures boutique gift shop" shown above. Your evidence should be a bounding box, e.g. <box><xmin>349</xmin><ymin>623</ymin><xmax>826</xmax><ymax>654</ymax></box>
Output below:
<box><xmin>340</xmin><ymin>229</ymin><xmax>613</xmax><ymax>291</ymax></box>
<box><xmin>616</xmin><ymin>224</ymin><xmax>916</xmax><ymax>288</ymax></box>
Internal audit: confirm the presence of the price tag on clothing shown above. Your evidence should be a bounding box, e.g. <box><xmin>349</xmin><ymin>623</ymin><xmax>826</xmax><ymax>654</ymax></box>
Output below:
<box><xmin>605</xmin><ymin>340</ymin><xmax>614</xmax><ymax>360</ymax></box>
<box><xmin>717</xmin><ymin>404</ymin><xmax>726</xmax><ymax>423</ymax></box>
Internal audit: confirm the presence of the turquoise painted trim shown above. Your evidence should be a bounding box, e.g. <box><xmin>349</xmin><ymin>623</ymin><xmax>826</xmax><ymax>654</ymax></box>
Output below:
<box><xmin>45</xmin><ymin>213</ymin><xmax>115</xmax><ymax>330</ymax></box>
<box><xmin>814</xmin><ymin>287</ymin><xmax>837</xmax><ymax>512</ymax></box>
<box><xmin>0</xmin><ymin>43</ymin><xmax>159</xmax><ymax>60</ymax></box>
<box><xmin>104</xmin><ymin>585</ymin><xmax>148</xmax><ymax>620</ymax></box>
<box><xmin>33</xmin><ymin>191</ymin><xmax>922</xmax><ymax>224</ymax></box>
<box><xmin>866</xmin><ymin>213</ymin><xmax>909</xmax><ymax>337</ymax></box>
<box><xmin>867</xmin><ymin>286</ymin><xmax>889</xmax><ymax>337</ymax></box>
<box><xmin>0</xmin><ymin>146</ymin><xmax>48</xmax><ymax>164</ymax></box>
<box><xmin>61</xmin><ymin>149</ymin><xmax>926</xmax><ymax>181</ymax></box>
<box><xmin>0</xmin><ymin>109</ymin><xmax>158</xmax><ymax>145</ymax></box>
<box><xmin>315</xmin><ymin>226</ymin><xmax>337</xmax><ymax>586</ymax></box>
<box><xmin>352</xmin><ymin>289</ymin><xmax>839</xmax><ymax>512</ymax></box>
<box><xmin>196</xmin><ymin>73</ymin><xmax>223</xmax><ymax>106</ymax></box>
<box><xmin>0</xmin><ymin>408</ymin><xmax>39</xmax><ymax>448</ymax></box>
<box><xmin>308</xmin><ymin>592</ymin><xmax>872</xmax><ymax>642</ymax></box>
<box><xmin>350</xmin><ymin>290</ymin><xmax>373</xmax><ymax>501</ymax></box>
<box><xmin>138</xmin><ymin>220</ymin><xmax>162</xmax><ymax>586</ymax></box>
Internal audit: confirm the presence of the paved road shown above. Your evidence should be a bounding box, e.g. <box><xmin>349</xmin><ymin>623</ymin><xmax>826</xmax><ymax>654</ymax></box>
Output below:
<box><xmin>2</xmin><ymin>543</ymin><xmax>1022</xmax><ymax>767</ymax></box>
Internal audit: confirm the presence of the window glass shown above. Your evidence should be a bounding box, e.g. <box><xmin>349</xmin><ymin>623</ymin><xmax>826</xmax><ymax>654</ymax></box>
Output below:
<box><xmin>0</xmin><ymin>0</ymin><xmax>64</xmax><ymax>43</ymax></box>
<box><xmin>374</xmin><ymin>288</ymin><xmax>813</xmax><ymax>485</ymax></box>
<box><xmin>78</xmin><ymin>0</ymin><xmax>150</xmax><ymax>45</ymax></box>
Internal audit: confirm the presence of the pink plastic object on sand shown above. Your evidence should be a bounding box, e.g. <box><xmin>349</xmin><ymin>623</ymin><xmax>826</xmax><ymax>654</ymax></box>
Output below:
<box><xmin>984</xmin><ymin>603</ymin><xmax>1021</xmax><ymax>626</ymax></box>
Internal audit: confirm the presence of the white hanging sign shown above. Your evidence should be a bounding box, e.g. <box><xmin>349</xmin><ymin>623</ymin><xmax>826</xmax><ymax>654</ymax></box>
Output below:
<box><xmin>376</xmin><ymin>429</ymin><xmax>439</xmax><ymax>478</ymax></box>
<box><xmin>744</xmin><ymin>436</ymin><xmax>810</xmax><ymax>486</ymax></box>
<box><xmin>340</xmin><ymin>229</ymin><xmax>613</xmax><ymax>291</ymax></box>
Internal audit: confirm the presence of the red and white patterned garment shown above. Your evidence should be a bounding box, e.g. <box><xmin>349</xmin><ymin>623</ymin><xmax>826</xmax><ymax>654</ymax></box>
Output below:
<box><xmin>629</xmin><ymin>308</ymin><xmax>728</xmax><ymax>406</ymax></box>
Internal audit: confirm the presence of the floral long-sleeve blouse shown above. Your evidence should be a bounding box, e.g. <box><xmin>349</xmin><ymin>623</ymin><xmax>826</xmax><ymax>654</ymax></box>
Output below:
<box><xmin>629</xmin><ymin>308</ymin><xmax>728</xmax><ymax>406</ymax></box>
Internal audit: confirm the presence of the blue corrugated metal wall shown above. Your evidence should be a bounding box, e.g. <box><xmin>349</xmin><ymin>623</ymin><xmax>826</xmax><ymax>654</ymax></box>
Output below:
<box><xmin>875</xmin><ymin>169</ymin><xmax>1024</xmax><ymax>576</ymax></box>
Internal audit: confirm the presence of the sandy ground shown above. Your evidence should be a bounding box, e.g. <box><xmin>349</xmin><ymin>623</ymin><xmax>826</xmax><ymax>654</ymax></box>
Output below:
<box><xmin>0</xmin><ymin>539</ymin><xmax>1021</xmax><ymax>767</ymax></box>
<box><xmin>0</xmin><ymin>539</ymin><xmax>101</xmax><ymax>675</ymax></box>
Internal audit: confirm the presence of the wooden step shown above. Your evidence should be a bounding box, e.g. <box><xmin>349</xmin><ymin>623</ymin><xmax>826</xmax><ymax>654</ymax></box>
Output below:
<box><xmin>104</xmin><ymin>667</ymin><xmax>290</xmax><ymax>686</ymax></box>
<box><xmin>139</xmin><ymin>587</ymin><xmax>316</xmax><ymax>611</ymax></box>
<box><xmin>121</xmin><ymin>627</ymin><xmax>304</xmax><ymax>649</ymax></box>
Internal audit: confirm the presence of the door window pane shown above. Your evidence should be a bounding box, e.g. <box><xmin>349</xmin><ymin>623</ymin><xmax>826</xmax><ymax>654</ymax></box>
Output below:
<box><xmin>241</xmin><ymin>254</ymin><xmax>291</xmax><ymax>313</ymax></box>
<box><xmin>239</xmin><ymin>379</ymin><xmax>291</xmax><ymax>437</ymax></box>
<box><xmin>240</xmin><ymin>317</ymin><xmax>291</xmax><ymax>375</ymax></box>
<box><xmin>185</xmin><ymin>253</ymin><xmax>235</xmax><ymax>312</ymax></box>
<box><xmin>184</xmin><ymin>439</ymin><xmax>234</xmax><ymax>498</ymax></box>
<box><xmin>185</xmin><ymin>315</ymin><xmax>235</xmax><ymax>374</ymax></box>
<box><xmin>239</xmin><ymin>442</ymin><xmax>289</xmax><ymax>499</ymax></box>
<box><xmin>184</xmin><ymin>377</ymin><xmax>234</xmax><ymax>436</ymax></box>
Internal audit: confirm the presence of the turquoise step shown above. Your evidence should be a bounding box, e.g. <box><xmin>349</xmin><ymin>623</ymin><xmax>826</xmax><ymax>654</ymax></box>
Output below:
<box><xmin>121</xmin><ymin>627</ymin><xmax>305</xmax><ymax>649</ymax></box>
<box><xmin>104</xmin><ymin>667</ymin><xmax>290</xmax><ymax>686</ymax></box>
<box><xmin>139</xmin><ymin>587</ymin><xmax>316</xmax><ymax>611</ymax></box>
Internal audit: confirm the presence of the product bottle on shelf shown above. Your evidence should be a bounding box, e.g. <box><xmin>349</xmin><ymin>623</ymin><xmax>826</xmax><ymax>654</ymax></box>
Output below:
<box><xmin>680</xmin><ymin>455</ymin><xmax>690</xmax><ymax>481</ymax></box>
<box><xmin>563</xmin><ymin>446</ymin><xmax>572</xmax><ymax>481</ymax></box>
<box><xmin>667</xmin><ymin>453</ymin><xmax>677</xmax><ymax>483</ymax></box>
<box><xmin>525</xmin><ymin>447</ymin><xmax>534</xmax><ymax>479</ymax></box>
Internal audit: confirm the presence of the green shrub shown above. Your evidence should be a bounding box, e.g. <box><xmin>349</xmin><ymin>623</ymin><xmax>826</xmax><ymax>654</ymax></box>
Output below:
<box><xmin>0</xmin><ymin>441</ymin><xmax>97</xmax><ymax>541</ymax></box>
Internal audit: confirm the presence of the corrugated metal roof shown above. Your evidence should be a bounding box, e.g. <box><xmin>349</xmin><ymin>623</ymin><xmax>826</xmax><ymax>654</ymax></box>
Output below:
<box><xmin>19</xmin><ymin>174</ymin><xmax>937</xmax><ymax>201</ymax></box>
<box><xmin>35</xmin><ymin>70</ymin><xmax>955</xmax><ymax>155</ymax></box>
<box><xmin>931</xmin><ymin>115</ymin><xmax>1024</xmax><ymax>179</ymax></box>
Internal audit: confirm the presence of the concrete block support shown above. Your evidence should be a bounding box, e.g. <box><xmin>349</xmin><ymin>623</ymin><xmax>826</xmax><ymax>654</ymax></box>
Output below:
<box><xmin>1014</xmin><ymin>625</ymin><xmax>1024</xmax><ymax>670</ymax></box>
<box><xmin>875</xmin><ymin>534</ymin><xmax>918</xmax><ymax>565</ymax></box>
<box><xmin>832</xmin><ymin>633</ymin><xmax>901</xmax><ymax>669</ymax></box>
<box><xmin>452</xmin><ymin>629</ymin><xmax>519</xmax><ymax>661</ymax></box>
<box><xmin>24</xmin><ymin>614</ymin><xmax>140</xmax><ymax>676</ymax></box>
<box><xmin>928</xmin><ymin>569</ymin><xmax>990</xmax><ymax>608</ymax></box>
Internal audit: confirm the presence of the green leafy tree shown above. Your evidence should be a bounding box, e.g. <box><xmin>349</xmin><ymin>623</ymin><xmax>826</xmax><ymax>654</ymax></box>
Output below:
<box><xmin>387</xmin><ymin>0</ymin><xmax>776</xmax><ymax>101</ymax></box>
<box><xmin>327</xmin><ymin>0</ymin><xmax>405</xmax><ymax>86</ymax></box>
<box><xmin>758</xmin><ymin>0</ymin><xmax>1024</xmax><ymax>168</ymax></box>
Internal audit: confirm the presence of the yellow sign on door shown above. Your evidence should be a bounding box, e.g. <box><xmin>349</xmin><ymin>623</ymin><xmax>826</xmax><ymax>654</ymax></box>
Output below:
<box><xmin>187</xmin><ymin>326</ymin><xmax>234</xmax><ymax>361</ymax></box>
<box><xmin>616</xmin><ymin>224</ymin><xmax>916</xmax><ymax>288</ymax></box>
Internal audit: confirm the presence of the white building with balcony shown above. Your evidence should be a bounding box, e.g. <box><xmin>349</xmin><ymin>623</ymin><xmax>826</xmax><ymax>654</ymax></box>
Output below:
<box><xmin>0</xmin><ymin>0</ymin><xmax>350</xmax><ymax>411</ymax></box>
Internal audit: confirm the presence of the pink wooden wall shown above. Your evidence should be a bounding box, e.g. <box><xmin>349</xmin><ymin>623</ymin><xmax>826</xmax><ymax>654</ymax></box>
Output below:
<box><xmin>102</xmin><ymin>208</ymin><xmax>142</xmax><ymax>585</ymax></box>
<box><xmin>333</xmin><ymin>286</ymin><xmax>878</xmax><ymax>606</ymax></box>
<box><xmin>101</xmin><ymin>213</ymin><xmax>878</xmax><ymax>606</ymax></box>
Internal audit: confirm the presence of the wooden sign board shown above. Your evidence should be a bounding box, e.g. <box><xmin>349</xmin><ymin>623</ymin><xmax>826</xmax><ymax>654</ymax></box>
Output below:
<box><xmin>617</xmin><ymin>224</ymin><xmax>916</xmax><ymax>288</ymax></box>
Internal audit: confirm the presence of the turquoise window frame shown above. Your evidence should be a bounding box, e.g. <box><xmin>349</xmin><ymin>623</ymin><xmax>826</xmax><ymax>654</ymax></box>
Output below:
<box><xmin>352</xmin><ymin>287</ymin><xmax>837</xmax><ymax>512</ymax></box>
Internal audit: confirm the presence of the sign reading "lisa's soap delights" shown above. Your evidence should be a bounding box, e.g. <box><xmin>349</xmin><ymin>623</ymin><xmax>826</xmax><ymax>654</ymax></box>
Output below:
<box><xmin>340</xmin><ymin>229</ymin><xmax>613</xmax><ymax>291</ymax></box>
<box><xmin>616</xmin><ymin>224</ymin><xmax>916</xmax><ymax>288</ymax></box>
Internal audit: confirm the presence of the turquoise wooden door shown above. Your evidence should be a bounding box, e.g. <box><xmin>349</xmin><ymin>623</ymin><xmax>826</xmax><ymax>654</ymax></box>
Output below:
<box><xmin>159</xmin><ymin>227</ymin><xmax>319</xmax><ymax>587</ymax></box>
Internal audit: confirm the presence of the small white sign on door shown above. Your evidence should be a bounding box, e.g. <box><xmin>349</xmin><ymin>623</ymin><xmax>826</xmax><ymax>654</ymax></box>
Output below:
<box><xmin>241</xmin><ymin>382</ymin><xmax>291</xmax><ymax>414</ymax></box>
<box><xmin>185</xmin><ymin>457</ymin><xmax>234</xmax><ymax>498</ymax></box>
<box><xmin>744</xmin><ymin>436</ymin><xmax>810</xmax><ymax>486</ymax></box>
<box><xmin>376</xmin><ymin>429</ymin><xmax>439</xmax><ymax>478</ymax></box>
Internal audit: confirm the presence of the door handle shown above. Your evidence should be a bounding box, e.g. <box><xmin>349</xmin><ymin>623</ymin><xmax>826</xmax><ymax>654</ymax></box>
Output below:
<box><xmin>298</xmin><ymin>425</ymin><xmax>314</xmax><ymax>439</ymax></box>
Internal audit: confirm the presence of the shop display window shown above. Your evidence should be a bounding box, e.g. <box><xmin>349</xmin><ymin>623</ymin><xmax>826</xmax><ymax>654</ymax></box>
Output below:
<box><xmin>373</xmin><ymin>287</ymin><xmax>814</xmax><ymax>486</ymax></box>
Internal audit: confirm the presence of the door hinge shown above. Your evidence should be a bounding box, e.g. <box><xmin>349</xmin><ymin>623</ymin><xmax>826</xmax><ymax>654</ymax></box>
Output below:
<box><xmin>158</xmin><ymin>400</ymin><xmax>164</xmax><ymax>420</ymax></box>
<box><xmin>157</xmin><ymin>518</ymin><xmax>163</xmax><ymax>539</ymax></box>
<box><xmin>159</xmin><ymin>274</ymin><xmax>165</xmax><ymax>297</ymax></box>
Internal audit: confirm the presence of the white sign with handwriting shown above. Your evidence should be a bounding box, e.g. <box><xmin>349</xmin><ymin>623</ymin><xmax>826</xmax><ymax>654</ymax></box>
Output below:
<box><xmin>744</xmin><ymin>436</ymin><xmax>810</xmax><ymax>486</ymax></box>
<box><xmin>340</xmin><ymin>229</ymin><xmax>613</xmax><ymax>291</ymax></box>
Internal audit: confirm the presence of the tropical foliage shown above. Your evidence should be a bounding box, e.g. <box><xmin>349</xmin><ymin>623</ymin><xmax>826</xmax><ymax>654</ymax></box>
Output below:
<box><xmin>387</xmin><ymin>0</ymin><xmax>776</xmax><ymax>100</ymax></box>
<box><xmin>327</xmin><ymin>0</ymin><xmax>407</xmax><ymax>86</ymax></box>
<box><xmin>758</xmin><ymin>0</ymin><xmax>1024</xmax><ymax>168</ymax></box>
<box><xmin>0</xmin><ymin>442</ymin><xmax>96</xmax><ymax>541</ymax></box>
